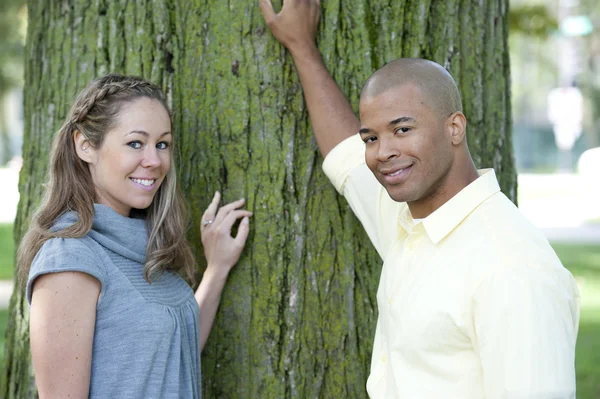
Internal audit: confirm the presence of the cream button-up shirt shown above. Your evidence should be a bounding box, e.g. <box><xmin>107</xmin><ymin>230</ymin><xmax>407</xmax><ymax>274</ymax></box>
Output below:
<box><xmin>323</xmin><ymin>134</ymin><xmax>580</xmax><ymax>399</ymax></box>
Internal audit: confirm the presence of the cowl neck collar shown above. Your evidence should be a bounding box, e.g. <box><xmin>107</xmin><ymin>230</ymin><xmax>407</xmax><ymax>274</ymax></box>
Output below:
<box><xmin>53</xmin><ymin>204</ymin><xmax>148</xmax><ymax>263</ymax></box>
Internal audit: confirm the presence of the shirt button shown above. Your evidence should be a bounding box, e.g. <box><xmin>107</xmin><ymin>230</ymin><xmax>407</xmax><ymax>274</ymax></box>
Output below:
<box><xmin>387</xmin><ymin>297</ymin><xmax>392</xmax><ymax>305</ymax></box>
<box><xmin>381</xmin><ymin>355</ymin><xmax>387</xmax><ymax>363</ymax></box>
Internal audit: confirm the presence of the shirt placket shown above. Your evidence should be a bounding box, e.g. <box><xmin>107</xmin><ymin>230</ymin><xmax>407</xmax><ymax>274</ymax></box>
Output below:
<box><xmin>382</xmin><ymin>224</ymin><xmax>426</xmax><ymax>373</ymax></box>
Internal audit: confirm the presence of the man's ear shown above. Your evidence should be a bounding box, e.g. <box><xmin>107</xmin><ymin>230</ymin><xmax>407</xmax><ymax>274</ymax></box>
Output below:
<box><xmin>73</xmin><ymin>130</ymin><xmax>95</xmax><ymax>163</ymax></box>
<box><xmin>446</xmin><ymin>112</ymin><xmax>467</xmax><ymax>146</ymax></box>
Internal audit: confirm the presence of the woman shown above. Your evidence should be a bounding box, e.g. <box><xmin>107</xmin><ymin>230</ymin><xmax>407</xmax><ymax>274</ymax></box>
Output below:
<box><xmin>17</xmin><ymin>74</ymin><xmax>251</xmax><ymax>398</ymax></box>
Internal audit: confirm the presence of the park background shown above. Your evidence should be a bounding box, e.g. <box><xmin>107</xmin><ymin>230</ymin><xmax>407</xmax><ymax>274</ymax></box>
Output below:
<box><xmin>0</xmin><ymin>0</ymin><xmax>599</xmax><ymax>397</ymax></box>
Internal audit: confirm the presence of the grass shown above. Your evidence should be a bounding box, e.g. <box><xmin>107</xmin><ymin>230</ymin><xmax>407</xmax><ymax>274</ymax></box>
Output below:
<box><xmin>0</xmin><ymin>224</ymin><xmax>15</xmax><ymax>280</ymax></box>
<box><xmin>552</xmin><ymin>243</ymin><xmax>600</xmax><ymax>399</ymax></box>
<box><xmin>0</xmin><ymin>227</ymin><xmax>597</xmax><ymax>396</ymax></box>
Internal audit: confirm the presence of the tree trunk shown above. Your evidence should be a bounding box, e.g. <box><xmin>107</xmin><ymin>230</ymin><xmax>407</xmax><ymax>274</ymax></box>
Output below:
<box><xmin>1</xmin><ymin>1</ymin><xmax>514</xmax><ymax>398</ymax></box>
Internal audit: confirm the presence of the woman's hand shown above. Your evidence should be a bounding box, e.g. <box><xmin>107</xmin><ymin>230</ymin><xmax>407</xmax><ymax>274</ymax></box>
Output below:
<box><xmin>200</xmin><ymin>191</ymin><xmax>252</xmax><ymax>277</ymax></box>
<box><xmin>197</xmin><ymin>191</ymin><xmax>252</xmax><ymax>349</ymax></box>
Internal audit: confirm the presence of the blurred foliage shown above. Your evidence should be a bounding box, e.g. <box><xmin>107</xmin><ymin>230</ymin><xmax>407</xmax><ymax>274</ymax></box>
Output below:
<box><xmin>509</xmin><ymin>4</ymin><xmax>558</xmax><ymax>38</ymax></box>
<box><xmin>0</xmin><ymin>0</ymin><xmax>26</xmax><ymax>95</ymax></box>
<box><xmin>581</xmin><ymin>0</ymin><xmax>600</xmax><ymax>15</ymax></box>
<box><xmin>579</xmin><ymin>0</ymin><xmax>600</xmax><ymax>147</ymax></box>
<box><xmin>0</xmin><ymin>0</ymin><xmax>25</xmax><ymax>165</ymax></box>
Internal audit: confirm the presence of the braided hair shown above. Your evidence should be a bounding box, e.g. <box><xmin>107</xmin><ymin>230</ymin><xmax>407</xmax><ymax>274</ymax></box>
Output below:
<box><xmin>18</xmin><ymin>74</ymin><xmax>196</xmax><ymax>285</ymax></box>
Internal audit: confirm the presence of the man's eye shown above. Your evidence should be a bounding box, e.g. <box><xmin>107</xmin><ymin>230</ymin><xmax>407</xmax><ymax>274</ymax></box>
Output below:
<box><xmin>128</xmin><ymin>141</ymin><xmax>143</xmax><ymax>149</ymax></box>
<box><xmin>157</xmin><ymin>142</ymin><xmax>170</xmax><ymax>150</ymax></box>
<box><xmin>395</xmin><ymin>127</ymin><xmax>411</xmax><ymax>134</ymax></box>
<box><xmin>363</xmin><ymin>136</ymin><xmax>377</xmax><ymax>144</ymax></box>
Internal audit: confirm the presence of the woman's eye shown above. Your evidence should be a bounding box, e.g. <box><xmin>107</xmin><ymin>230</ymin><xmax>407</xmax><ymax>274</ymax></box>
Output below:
<box><xmin>128</xmin><ymin>141</ymin><xmax>143</xmax><ymax>149</ymax></box>
<box><xmin>157</xmin><ymin>141</ymin><xmax>170</xmax><ymax>150</ymax></box>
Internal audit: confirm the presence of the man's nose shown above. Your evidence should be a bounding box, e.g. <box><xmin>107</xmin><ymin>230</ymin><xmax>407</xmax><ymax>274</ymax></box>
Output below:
<box><xmin>377</xmin><ymin>136</ymin><xmax>400</xmax><ymax>161</ymax></box>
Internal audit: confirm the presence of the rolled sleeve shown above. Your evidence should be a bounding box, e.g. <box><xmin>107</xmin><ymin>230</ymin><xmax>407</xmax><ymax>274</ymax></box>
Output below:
<box><xmin>322</xmin><ymin>134</ymin><xmax>367</xmax><ymax>194</ymax></box>
<box><xmin>473</xmin><ymin>265</ymin><xmax>579</xmax><ymax>399</ymax></box>
<box><xmin>322</xmin><ymin>134</ymin><xmax>403</xmax><ymax>259</ymax></box>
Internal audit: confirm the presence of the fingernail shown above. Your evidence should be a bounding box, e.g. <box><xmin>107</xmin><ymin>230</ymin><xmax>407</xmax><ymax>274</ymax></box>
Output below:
<box><xmin>243</xmin><ymin>217</ymin><xmax>250</xmax><ymax>224</ymax></box>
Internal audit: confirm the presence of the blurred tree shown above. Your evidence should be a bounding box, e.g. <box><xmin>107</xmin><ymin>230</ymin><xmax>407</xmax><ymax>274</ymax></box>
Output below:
<box><xmin>0</xmin><ymin>0</ymin><xmax>25</xmax><ymax>164</ymax></box>
<box><xmin>1</xmin><ymin>1</ymin><xmax>515</xmax><ymax>398</ymax></box>
<box><xmin>509</xmin><ymin>4</ymin><xmax>558</xmax><ymax>38</ymax></box>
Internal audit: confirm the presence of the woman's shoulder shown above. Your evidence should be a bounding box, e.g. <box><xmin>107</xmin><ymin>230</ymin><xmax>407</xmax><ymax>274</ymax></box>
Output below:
<box><xmin>35</xmin><ymin>235</ymin><xmax>99</xmax><ymax>264</ymax></box>
<box><xmin>27</xmin><ymin>236</ymin><xmax>108</xmax><ymax>303</ymax></box>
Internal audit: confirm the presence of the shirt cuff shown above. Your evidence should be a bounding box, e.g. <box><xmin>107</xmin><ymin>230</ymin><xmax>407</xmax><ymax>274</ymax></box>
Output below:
<box><xmin>322</xmin><ymin>134</ymin><xmax>366</xmax><ymax>194</ymax></box>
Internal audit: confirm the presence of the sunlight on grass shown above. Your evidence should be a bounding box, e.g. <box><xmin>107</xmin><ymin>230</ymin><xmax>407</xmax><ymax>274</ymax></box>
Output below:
<box><xmin>551</xmin><ymin>243</ymin><xmax>600</xmax><ymax>399</ymax></box>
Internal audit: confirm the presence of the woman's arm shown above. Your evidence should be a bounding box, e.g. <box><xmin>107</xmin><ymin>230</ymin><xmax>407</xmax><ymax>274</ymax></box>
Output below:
<box><xmin>30</xmin><ymin>271</ymin><xmax>101</xmax><ymax>398</ymax></box>
<box><xmin>196</xmin><ymin>191</ymin><xmax>252</xmax><ymax>350</ymax></box>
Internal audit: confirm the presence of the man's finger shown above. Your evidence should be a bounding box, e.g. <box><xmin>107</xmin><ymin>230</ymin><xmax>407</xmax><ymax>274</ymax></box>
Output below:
<box><xmin>259</xmin><ymin>0</ymin><xmax>277</xmax><ymax>24</ymax></box>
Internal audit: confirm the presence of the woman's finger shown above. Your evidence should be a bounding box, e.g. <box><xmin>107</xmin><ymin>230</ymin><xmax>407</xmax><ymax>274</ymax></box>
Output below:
<box><xmin>234</xmin><ymin>217</ymin><xmax>251</xmax><ymax>247</ymax></box>
<box><xmin>201</xmin><ymin>191</ymin><xmax>221</xmax><ymax>229</ymax></box>
<box><xmin>212</xmin><ymin>198</ymin><xmax>246</xmax><ymax>226</ymax></box>
<box><xmin>214</xmin><ymin>210</ymin><xmax>253</xmax><ymax>234</ymax></box>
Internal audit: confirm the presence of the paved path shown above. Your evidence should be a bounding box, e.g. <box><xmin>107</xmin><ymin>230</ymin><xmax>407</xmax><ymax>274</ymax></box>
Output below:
<box><xmin>541</xmin><ymin>225</ymin><xmax>600</xmax><ymax>244</ymax></box>
<box><xmin>0</xmin><ymin>167</ymin><xmax>19</xmax><ymax>224</ymax></box>
<box><xmin>0</xmin><ymin>280</ymin><xmax>14</xmax><ymax>309</ymax></box>
<box><xmin>0</xmin><ymin>167</ymin><xmax>19</xmax><ymax>310</ymax></box>
<box><xmin>518</xmin><ymin>173</ymin><xmax>600</xmax><ymax>244</ymax></box>
<box><xmin>518</xmin><ymin>173</ymin><xmax>600</xmax><ymax>230</ymax></box>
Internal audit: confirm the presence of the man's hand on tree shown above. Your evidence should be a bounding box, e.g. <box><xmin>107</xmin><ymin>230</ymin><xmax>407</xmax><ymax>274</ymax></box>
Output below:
<box><xmin>259</xmin><ymin>0</ymin><xmax>320</xmax><ymax>58</ymax></box>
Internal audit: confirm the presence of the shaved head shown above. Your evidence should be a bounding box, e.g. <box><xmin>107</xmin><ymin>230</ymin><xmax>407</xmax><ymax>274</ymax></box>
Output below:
<box><xmin>361</xmin><ymin>58</ymin><xmax>462</xmax><ymax>117</ymax></box>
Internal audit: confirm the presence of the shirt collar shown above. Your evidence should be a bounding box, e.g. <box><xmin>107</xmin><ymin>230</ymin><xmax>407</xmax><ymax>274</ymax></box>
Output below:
<box><xmin>398</xmin><ymin>169</ymin><xmax>501</xmax><ymax>244</ymax></box>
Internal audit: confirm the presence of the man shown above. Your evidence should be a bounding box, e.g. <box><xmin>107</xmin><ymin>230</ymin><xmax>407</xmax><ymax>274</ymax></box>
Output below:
<box><xmin>260</xmin><ymin>0</ymin><xmax>580</xmax><ymax>398</ymax></box>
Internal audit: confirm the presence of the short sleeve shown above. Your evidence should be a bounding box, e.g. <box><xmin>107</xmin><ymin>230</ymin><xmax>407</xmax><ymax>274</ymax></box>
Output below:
<box><xmin>322</xmin><ymin>134</ymin><xmax>367</xmax><ymax>194</ymax></box>
<box><xmin>322</xmin><ymin>134</ymin><xmax>403</xmax><ymax>259</ymax></box>
<box><xmin>473</xmin><ymin>265</ymin><xmax>580</xmax><ymax>398</ymax></box>
<box><xmin>26</xmin><ymin>237</ymin><xmax>107</xmax><ymax>304</ymax></box>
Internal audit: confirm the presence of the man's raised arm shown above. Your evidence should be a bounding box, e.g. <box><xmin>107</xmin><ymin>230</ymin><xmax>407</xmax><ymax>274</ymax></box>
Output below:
<box><xmin>260</xmin><ymin>0</ymin><xmax>359</xmax><ymax>157</ymax></box>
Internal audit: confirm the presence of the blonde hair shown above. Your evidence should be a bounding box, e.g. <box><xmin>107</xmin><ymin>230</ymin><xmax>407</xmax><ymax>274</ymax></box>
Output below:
<box><xmin>17</xmin><ymin>74</ymin><xmax>195</xmax><ymax>285</ymax></box>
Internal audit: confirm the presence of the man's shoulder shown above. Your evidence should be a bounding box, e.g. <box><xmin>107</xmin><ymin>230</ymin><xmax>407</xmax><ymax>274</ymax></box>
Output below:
<box><xmin>468</xmin><ymin>191</ymin><xmax>542</xmax><ymax>242</ymax></box>
<box><xmin>459</xmin><ymin>192</ymin><xmax>563</xmax><ymax>268</ymax></box>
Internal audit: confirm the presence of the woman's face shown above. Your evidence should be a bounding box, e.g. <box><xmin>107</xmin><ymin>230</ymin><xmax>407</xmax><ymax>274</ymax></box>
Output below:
<box><xmin>85</xmin><ymin>97</ymin><xmax>172</xmax><ymax>217</ymax></box>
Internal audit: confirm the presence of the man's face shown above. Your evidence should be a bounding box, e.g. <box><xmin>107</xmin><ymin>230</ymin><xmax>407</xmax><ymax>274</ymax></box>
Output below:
<box><xmin>359</xmin><ymin>83</ymin><xmax>455</xmax><ymax>211</ymax></box>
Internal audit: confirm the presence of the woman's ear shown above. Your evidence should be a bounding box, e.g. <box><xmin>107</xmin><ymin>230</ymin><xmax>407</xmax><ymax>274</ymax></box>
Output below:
<box><xmin>446</xmin><ymin>112</ymin><xmax>467</xmax><ymax>146</ymax></box>
<box><xmin>73</xmin><ymin>130</ymin><xmax>95</xmax><ymax>163</ymax></box>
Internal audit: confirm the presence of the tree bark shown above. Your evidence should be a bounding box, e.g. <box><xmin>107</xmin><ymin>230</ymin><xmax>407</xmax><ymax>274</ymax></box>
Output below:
<box><xmin>1</xmin><ymin>1</ymin><xmax>514</xmax><ymax>398</ymax></box>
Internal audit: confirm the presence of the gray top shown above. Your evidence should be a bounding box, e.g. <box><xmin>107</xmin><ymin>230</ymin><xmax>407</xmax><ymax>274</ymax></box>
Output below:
<box><xmin>27</xmin><ymin>204</ymin><xmax>201</xmax><ymax>398</ymax></box>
